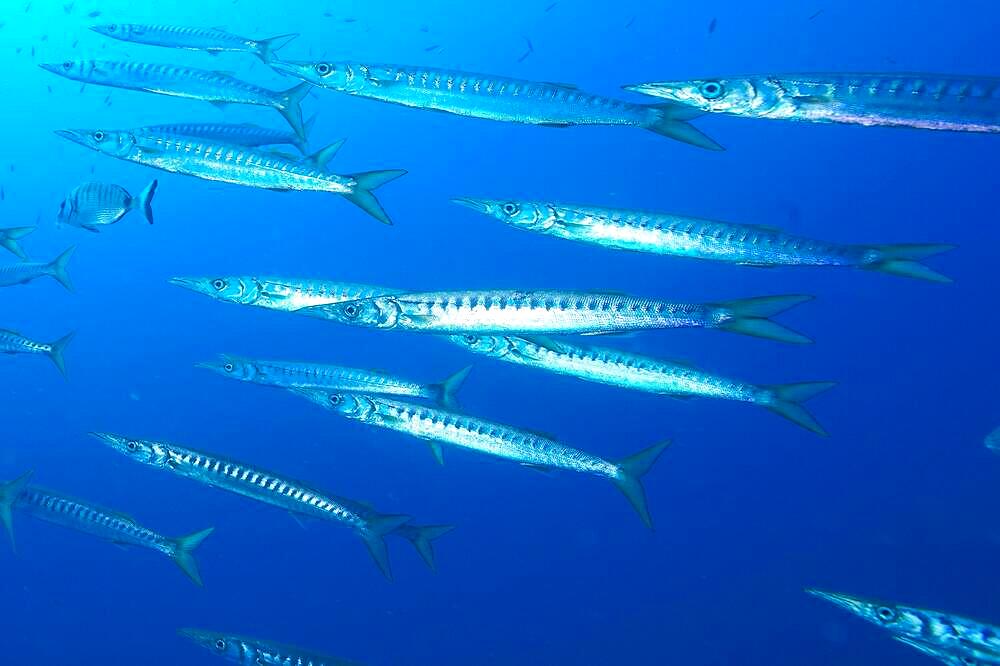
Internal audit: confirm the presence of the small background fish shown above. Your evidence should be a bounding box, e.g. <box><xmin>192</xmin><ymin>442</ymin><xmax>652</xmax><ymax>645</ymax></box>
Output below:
<box><xmin>57</xmin><ymin>181</ymin><xmax>157</xmax><ymax>231</ymax></box>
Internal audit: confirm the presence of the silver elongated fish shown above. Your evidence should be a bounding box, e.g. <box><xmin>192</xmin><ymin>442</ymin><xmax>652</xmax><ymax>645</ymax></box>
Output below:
<box><xmin>450</xmin><ymin>334</ymin><xmax>833</xmax><ymax>435</ymax></box>
<box><xmin>0</xmin><ymin>329</ymin><xmax>74</xmax><ymax>377</ymax></box>
<box><xmin>0</xmin><ymin>472</ymin><xmax>213</xmax><ymax>585</ymax></box>
<box><xmin>623</xmin><ymin>73</ymin><xmax>1000</xmax><ymax>133</ymax></box>
<box><xmin>269</xmin><ymin>59</ymin><xmax>723</xmax><ymax>151</ymax></box>
<box><xmin>308</xmin><ymin>290</ymin><xmax>814</xmax><ymax>344</ymax></box>
<box><xmin>986</xmin><ymin>427</ymin><xmax>1000</xmax><ymax>454</ymax></box>
<box><xmin>452</xmin><ymin>198</ymin><xmax>954</xmax><ymax>283</ymax></box>
<box><xmin>40</xmin><ymin>60</ymin><xmax>311</xmax><ymax>139</ymax></box>
<box><xmin>179</xmin><ymin>628</ymin><xmax>362</xmax><ymax>666</ymax></box>
<box><xmin>0</xmin><ymin>247</ymin><xmax>74</xmax><ymax>291</ymax></box>
<box><xmin>894</xmin><ymin>636</ymin><xmax>1000</xmax><ymax>666</ymax></box>
<box><xmin>140</xmin><ymin>121</ymin><xmax>312</xmax><ymax>153</ymax></box>
<box><xmin>168</xmin><ymin>275</ymin><xmax>398</xmax><ymax>313</ymax></box>
<box><xmin>0</xmin><ymin>226</ymin><xmax>34</xmax><ymax>259</ymax></box>
<box><xmin>58</xmin><ymin>180</ymin><xmax>157</xmax><ymax>231</ymax></box>
<box><xmin>92</xmin><ymin>433</ymin><xmax>414</xmax><ymax>580</ymax></box>
<box><xmin>90</xmin><ymin>24</ymin><xmax>297</xmax><ymax>63</ymax></box>
<box><xmin>808</xmin><ymin>590</ymin><xmax>1000</xmax><ymax>661</ymax></box>
<box><xmin>198</xmin><ymin>354</ymin><xmax>472</xmax><ymax>409</ymax></box>
<box><xmin>54</xmin><ymin>129</ymin><xmax>405</xmax><ymax>224</ymax></box>
<box><xmin>291</xmin><ymin>390</ymin><xmax>671</xmax><ymax>529</ymax></box>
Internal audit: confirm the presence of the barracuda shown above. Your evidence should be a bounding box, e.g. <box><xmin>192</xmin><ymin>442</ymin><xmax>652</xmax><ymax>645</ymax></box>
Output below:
<box><xmin>139</xmin><ymin>121</ymin><xmax>312</xmax><ymax>153</ymax></box>
<box><xmin>307</xmin><ymin>290</ymin><xmax>815</xmax><ymax>344</ymax></box>
<box><xmin>624</xmin><ymin>73</ymin><xmax>1000</xmax><ymax>133</ymax></box>
<box><xmin>291</xmin><ymin>390</ymin><xmax>670</xmax><ymax>529</ymax></box>
<box><xmin>0</xmin><ymin>227</ymin><xmax>34</xmax><ymax>259</ymax></box>
<box><xmin>0</xmin><ymin>246</ymin><xmax>74</xmax><ymax>291</ymax></box>
<box><xmin>168</xmin><ymin>275</ymin><xmax>398</xmax><ymax>313</ymax></box>
<box><xmin>91</xmin><ymin>433</ymin><xmax>417</xmax><ymax>580</ymax></box>
<box><xmin>54</xmin><ymin>129</ymin><xmax>405</xmax><ymax>224</ymax></box>
<box><xmin>41</xmin><ymin>60</ymin><xmax>311</xmax><ymax>138</ymax></box>
<box><xmin>0</xmin><ymin>472</ymin><xmax>213</xmax><ymax>585</ymax></box>
<box><xmin>808</xmin><ymin>590</ymin><xmax>1000</xmax><ymax>662</ymax></box>
<box><xmin>198</xmin><ymin>354</ymin><xmax>472</xmax><ymax>409</ymax></box>
<box><xmin>179</xmin><ymin>628</ymin><xmax>361</xmax><ymax>666</ymax></box>
<box><xmin>269</xmin><ymin>60</ymin><xmax>723</xmax><ymax>151</ymax></box>
<box><xmin>453</xmin><ymin>198</ymin><xmax>954</xmax><ymax>283</ymax></box>
<box><xmin>450</xmin><ymin>334</ymin><xmax>833</xmax><ymax>435</ymax></box>
<box><xmin>90</xmin><ymin>24</ymin><xmax>297</xmax><ymax>63</ymax></box>
<box><xmin>0</xmin><ymin>329</ymin><xmax>74</xmax><ymax>377</ymax></box>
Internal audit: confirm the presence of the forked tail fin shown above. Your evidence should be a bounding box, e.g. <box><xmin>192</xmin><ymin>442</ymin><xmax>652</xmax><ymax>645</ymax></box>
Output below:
<box><xmin>610</xmin><ymin>441</ymin><xmax>672</xmax><ymax>530</ymax></box>
<box><xmin>0</xmin><ymin>227</ymin><xmax>34</xmax><ymax>259</ymax></box>
<box><xmin>275</xmin><ymin>82</ymin><xmax>312</xmax><ymax>140</ymax></box>
<box><xmin>133</xmin><ymin>180</ymin><xmax>158</xmax><ymax>224</ymax></box>
<box><xmin>46</xmin><ymin>331</ymin><xmax>75</xmax><ymax>378</ymax></box>
<box><xmin>0</xmin><ymin>471</ymin><xmax>32</xmax><ymax>553</ymax></box>
<box><xmin>432</xmin><ymin>366</ymin><xmax>473</xmax><ymax>409</ymax></box>
<box><xmin>862</xmin><ymin>244</ymin><xmax>955</xmax><ymax>283</ymax></box>
<box><xmin>343</xmin><ymin>170</ymin><xmax>408</xmax><ymax>225</ymax></box>
<box><xmin>761</xmin><ymin>382</ymin><xmax>836</xmax><ymax>436</ymax></box>
<box><xmin>172</xmin><ymin>527</ymin><xmax>215</xmax><ymax>587</ymax></box>
<box><xmin>398</xmin><ymin>524</ymin><xmax>455</xmax><ymax>571</ymax></box>
<box><xmin>46</xmin><ymin>246</ymin><xmax>76</xmax><ymax>292</ymax></box>
<box><xmin>646</xmin><ymin>104</ymin><xmax>724</xmax><ymax>151</ymax></box>
<box><xmin>360</xmin><ymin>513</ymin><xmax>411</xmax><ymax>581</ymax></box>
<box><xmin>714</xmin><ymin>295</ymin><xmax>813</xmax><ymax>344</ymax></box>
<box><xmin>256</xmin><ymin>33</ymin><xmax>298</xmax><ymax>63</ymax></box>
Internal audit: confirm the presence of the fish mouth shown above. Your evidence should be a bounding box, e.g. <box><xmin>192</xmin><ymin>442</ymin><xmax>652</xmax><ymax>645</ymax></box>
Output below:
<box><xmin>54</xmin><ymin>129</ymin><xmax>89</xmax><ymax>145</ymax></box>
<box><xmin>450</xmin><ymin>197</ymin><xmax>491</xmax><ymax>215</ymax></box>
<box><xmin>621</xmin><ymin>82</ymin><xmax>679</xmax><ymax>100</ymax></box>
<box><xmin>88</xmin><ymin>432</ymin><xmax>119</xmax><ymax>446</ymax></box>
<box><xmin>193</xmin><ymin>361</ymin><xmax>219</xmax><ymax>371</ymax></box>
<box><xmin>167</xmin><ymin>277</ymin><xmax>208</xmax><ymax>294</ymax></box>
<box><xmin>39</xmin><ymin>63</ymin><xmax>63</xmax><ymax>75</ymax></box>
<box><xmin>267</xmin><ymin>59</ymin><xmax>303</xmax><ymax>78</ymax></box>
<box><xmin>806</xmin><ymin>589</ymin><xmax>869</xmax><ymax>614</ymax></box>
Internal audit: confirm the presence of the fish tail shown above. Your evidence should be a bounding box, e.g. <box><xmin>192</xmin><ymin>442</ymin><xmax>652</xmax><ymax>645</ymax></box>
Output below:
<box><xmin>399</xmin><ymin>524</ymin><xmax>455</xmax><ymax>571</ymax></box>
<box><xmin>862</xmin><ymin>243</ymin><xmax>955</xmax><ymax>283</ymax></box>
<box><xmin>343</xmin><ymin>169</ymin><xmax>408</xmax><ymax>225</ymax></box>
<box><xmin>432</xmin><ymin>365</ymin><xmax>473</xmax><ymax>409</ymax></box>
<box><xmin>0</xmin><ymin>227</ymin><xmax>34</xmax><ymax>259</ymax></box>
<box><xmin>645</xmin><ymin>104</ymin><xmax>724</xmax><ymax>151</ymax></box>
<box><xmin>714</xmin><ymin>294</ymin><xmax>813</xmax><ymax>344</ymax></box>
<box><xmin>46</xmin><ymin>246</ymin><xmax>76</xmax><ymax>292</ymax></box>
<box><xmin>133</xmin><ymin>179</ymin><xmax>158</xmax><ymax>225</ymax></box>
<box><xmin>275</xmin><ymin>81</ymin><xmax>312</xmax><ymax>141</ymax></box>
<box><xmin>171</xmin><ymin>526</ymin><xmax>215</xmax><ymax>587</ymax></box>
<box><xmin>361</xmin><ymin>514</ymin><xmax>411</xmax><ymax>581</ymax></box>
<box><xmin>297</xmin><ymin>113</ymin><xmax>319</xmax><ymax>153</ymax></box>
<box><xmin>610</xmin><ymin>441</ymin><xmax>672</xmax><ymax>530</ymax></box>
<box><xmin>45</xmin><ymin>331</ymin><xmax>76</xmax><ymax>379</ymax></box>
<box><xmin>256</xmin><ymin>32</ymin><xmax>298</xmax><ymax>63</ymax></box>
<box><xmin>0</xmin><ymin>471</ymin><xmax>32</xmax><ymax>553</ymax></box>
<box><xmin>304</xmin><ymin>138</ymin><xmax>346</xmax><ymax>170</ymax></box>
<box><xmin>761</xmin><ymin>382</ymin><xmax>836</xmax><ymax>436</ymax></box>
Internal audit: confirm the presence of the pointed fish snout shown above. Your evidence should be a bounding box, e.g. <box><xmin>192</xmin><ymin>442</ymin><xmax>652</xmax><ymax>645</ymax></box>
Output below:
<box><xmin>806</xmin><ymin>589</ymin><xmax>866</xmax><ymax>613</ymax></box>
<box><xmin>88</xmin><ymin>432</ymin><xmax>117</xmax><ymax>445</ymax></box>
<box><xmin>168</xmin><ymin>277</ymin><xmax>198</xmax><ymax>289</ymax></box>
<box><xmin>450</xmin><ymin>197</ymin><xmax>490</xmax><ymax>214</ymax></box>
<box><xmin>267</xmin><ymin>59</ymin><xmax>299</xmax><ymax>76</ymax></box>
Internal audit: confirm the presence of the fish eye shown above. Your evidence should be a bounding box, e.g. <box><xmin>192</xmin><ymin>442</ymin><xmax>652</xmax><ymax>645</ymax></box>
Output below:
<box><xmin>214</xmin><ymin>639</ymin><xmax>226</xmax><ymax>651</ymax></box>
<box><xmin>343</xmin><ymin>304</ymin><xmax>358</xmax><ymax>317</ymax></box>
<box><xmin>126</xmin><ymin>441</ymin><xmax>138</xmax><ymax>451</ymax></box>
<box><xmin>108</xmin><ymin>24</ymin><xmax>117</xmax><ymax>31</ymax></box>
<box><xmin>223</xmin><ymin>363</ymin><xmax>234</xmax><ymax>372</ymax></box>
<box><xmin>699</xmin><ymin>81</ymin><xmax>725</xmax><ymax>99</ymax></box>
<box><xmin>315</xmin><ymin>62</ymin><xmax>332</xmax><ymax>76</ymax></box>
<box><xmin>329</xmin><ymin>394</ymin><xmax>343</xmax><ymax>406</ymax></box>
<box><xmin>93</xmin><ymin>131</ymin><xmax>105</xmax><ymax>141</ymax></box>
<box><xmin>463</xmin><ymin>335</ymin><xmax>478</xmax><ymax>344</ymax></box>
<box><xmin>502</xmin><ymin>202</ymin><xmax>520</xmax><ymax>216</ymax></box>
<box><xmin>62</xmin><ymin>61</ymin><xmax>73</xmax><ymax>69</ymax></box>
<box><xmin>876</xmin><ymin>606</ymin><xmax>896</xmax><ymax>622</ymax></box>
<box><xmin>212</xmin><ymin>279</ymin><xmax>226</xmax><ymax>291</ymax></box>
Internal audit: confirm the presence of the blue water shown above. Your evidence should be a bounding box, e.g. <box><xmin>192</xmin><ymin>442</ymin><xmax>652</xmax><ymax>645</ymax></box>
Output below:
<box><xmin>0</xmin><ymin>1</ymin><xmax>997</xmax><ymax>664</ymax></box>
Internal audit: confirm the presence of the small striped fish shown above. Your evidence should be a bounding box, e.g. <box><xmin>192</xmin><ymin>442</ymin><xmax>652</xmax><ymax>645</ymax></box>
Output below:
<box><xmin>0</xmin><ymin>246</ymin><xmax>74</xmax><ymax>291</ymax></box>
<box><xmin>90</xmin><ymin>24</ymin><xmax>297</xmax><ymax>63</ymax></box>
<box><xmin>168</xmin><ymin>276</ymin><xmax>397</xmax><ymax>313</ymax></box>
<box><xmin>307</xmin><ymin>290</ymin><xmax>814</xmax><ymax>344</ymax></box>
<box><xmin>58</xmin><ymin>181</ymin><xmax>157</xmax><ymax>231</ymax></box>
<box><xmin>0</xmin><ymin>329</ymin><xmax>74</xmax><ymax>377</ymax></box>
<box><xmin>453</xmin><ymin>198</ymin><xmax>954</xmax><ymax>283</ymax></box>
<box><xmin>0</xmin><ymin>472</ymin><xmax>213</xmax><ymax>585</ymax></box>
<box><xmin>625</xmin><ymin>73</ymin><xmax>1000</xmax><ymax>133</ymax></box>
<box><xmin>54</xmin><ymin>129</ymin><xmax>404</xmax><ymax>224</ymax></box>
<box><xmin>0</xmin><ymin>226</ymin><xmax>33</xmax><ymax>259</ymax></box>
<box><xmin>41</xmin><ymin>60</ymin><xmax>311</xmax><ymax>139</ymax></box>
<box><xmin>198</xmin><ymin>354</ymin><xmax>472</xmax><ymax>409</ymax></box>
<box><xmin>140</xmin><ymin>121</ymin><xmax>311</xmax><ymax>153</ymax></box>
<box><xmin>179</xmin><ymin>629</ymin><xmax>362</xmax><ymax>666</ymax></box>
<box><xmin>92</xmin><ymin>433</ymin><xmax>417</xmax><ymax>579</ymax></box>
<box><xmin>270</xmin><ymin>60</ymin><xmax>722</xmax><ymax>150</ymax></box>
<box><xmin>291</xmin><ymin>390</ymin><xmax>670</xmax><ymax>529</ymax></box>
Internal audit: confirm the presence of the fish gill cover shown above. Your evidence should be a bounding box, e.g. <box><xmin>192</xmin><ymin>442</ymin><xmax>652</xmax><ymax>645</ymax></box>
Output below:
<box><xmin>0</xmin><ymin>0</ymin><xmax>997</xmax><ymax>665</ymax></box>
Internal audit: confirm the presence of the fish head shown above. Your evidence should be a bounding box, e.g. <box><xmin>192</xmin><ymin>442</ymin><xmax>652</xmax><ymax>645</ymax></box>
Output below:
<box><xmin>448</xmin><ymin>334</ymin><xmax>513</xmax><ymax>357</ymax></box>
<box><xmin>90</xmin><ymin>23</ymin><xmax>127</xmax><ymax>37</ymax></box>
<box><xmin>807</xmin><ymin>590</ymin><xmax>930</xmax><ymax>638</ymax></box>
<box><xmin>40</xmin><ymin>59</ymin><xmax>91</xmax><ymax>80</ymax></box>
<box><xmin>54</xmin><ymin>128</ymin><xmax>136</xmax><ymax>158</ymax></box>
<box><xmin>290</xmin><ymin>388</ymin><xmax>376</xmax><ymax>420</ymax></box>
<box><xmin>451</xmin><ymin>198</ymin><xmax>555</xmax><ymax>232</ymax></box>
<box><xmin>178</xmin><ymin>629</ymin><xmax>246</xmax><ymax>661</ymax></box>
<box><xmin>90</xmin><ymin>432</ymin><xmax>165</xmax><ymax>467</ymax></box>
<box><xmin>310</xmin><ymin>297</ymin><xmax>398</xmax><ymax>329</ymax></box>
<box><xmin>195</xmin><ymin>354</ymin><xmax>260</xmax><ymax>382</ymax></box>
<box><xmin>269</xmin><ymin>59</ymin><xmax>353</xmax><ymax>90</ymax></box>
<box><xmin>624</xmin><ymin>78</ymin><xmax>759</xmax><ymax>114</ymax></box>
<box><xmin>168</xmin><ymin>276</ymin><xmax>262</xmax><ymax>305</ymax></box>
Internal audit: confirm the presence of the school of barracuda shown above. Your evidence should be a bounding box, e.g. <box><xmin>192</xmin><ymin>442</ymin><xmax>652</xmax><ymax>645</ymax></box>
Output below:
<box><xmin>0</xmin><ymin>11</ymin><xmax>990</xmax><ymax>665</ymax></box>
